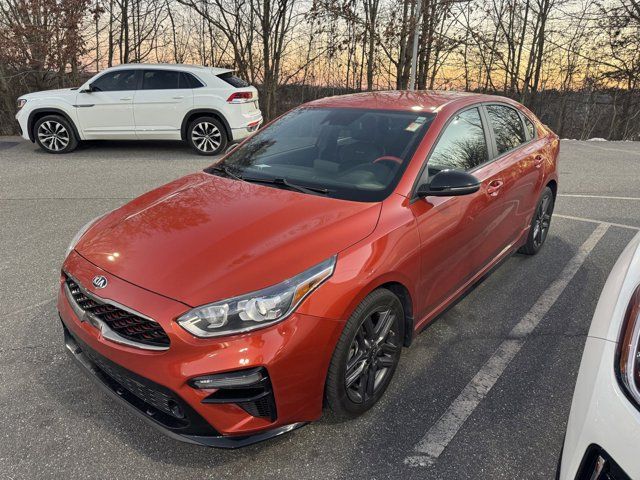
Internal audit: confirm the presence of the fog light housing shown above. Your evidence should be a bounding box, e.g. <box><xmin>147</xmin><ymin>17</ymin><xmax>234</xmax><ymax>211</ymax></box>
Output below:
<box><xmin>189</xmin><ymin>367</ymin><xmax>277</xmax><ymax>421</ymax></box>
<box><xmin>189</xmin><ymin>367</ymin><xmax>264</xmax><ymax>389</ymax></box>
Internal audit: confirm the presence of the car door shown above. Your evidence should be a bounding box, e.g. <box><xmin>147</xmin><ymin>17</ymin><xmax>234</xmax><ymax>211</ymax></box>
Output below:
<box><xmin>409</xmin><ymin>106</ymin><xmax>500</xmax><ymax>315</ymax></box>
<box><xmin>133</xmin><ymin>70</ymin><xmax>194</xmax><ymax>140</ymax></box>
<box><xmin>75</xmin><ymin>69</ymin><xmax>138</xmax><ymax>139</ymax></box>
<box><xmin>473</xmin><ymin>103</ymin><xmax>544</xmax><ymax>267</ymax></box>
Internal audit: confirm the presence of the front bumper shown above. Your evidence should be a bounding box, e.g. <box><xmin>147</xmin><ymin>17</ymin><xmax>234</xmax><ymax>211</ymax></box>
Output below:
<box><xmin>15</xmin><ymin>109</ymin><xmax>29</xmax><ymax>141</ymax></box>
<box><xmin>62</xmin><ymin>321</ymin><xmax>305</xmax><ymax>447</ymax></box>
<box><xmin>58</xmin><ymin>251</ymin><xmax>343</xmax><ymax>446</ymax></box>
<box><xmin>559</xmin><ymin>337</ymin><xmax>639</xmax><ymax>479</ymax></box>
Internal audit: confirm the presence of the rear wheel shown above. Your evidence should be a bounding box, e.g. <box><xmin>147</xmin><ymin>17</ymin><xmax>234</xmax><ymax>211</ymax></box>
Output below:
<box><xmin>519</xmin><ymin>186</ymin><xmax>554</xmax><ymax>255</ymax></box>
<box><xmin>325</xmin><ymin>288</ymin><xmax>404</xmax><ymax>418</ymax></box>
<box><xmin>34</xmin><ymin>115</ymin><xmax>78</xmax><ymax>154</ymax></box>
<box><xmin>187</xmin><ymin>116</ymin><xmax>228</xmax><ymax>155</ymax></box>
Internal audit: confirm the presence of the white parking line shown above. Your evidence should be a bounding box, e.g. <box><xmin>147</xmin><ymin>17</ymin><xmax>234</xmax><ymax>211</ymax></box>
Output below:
<box><xmin>555</xmin><ymin>214</ymin><xmax>640</xmax><ymax>231</ymax></box>
<box><xmin>404</xmin><ymin>223</ymin><xmax>609</xmax><ymax>467</ymax></box>
<box><xmin>558</xmin><ymin>194</ymin><xmax>640</xmax><ymax>201</ymax></box>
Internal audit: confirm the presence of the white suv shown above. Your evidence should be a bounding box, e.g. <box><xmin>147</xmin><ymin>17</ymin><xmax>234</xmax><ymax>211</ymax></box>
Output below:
<box><xmin>15</xmin><ymin>64</ymin><xmax>262</xmax><ymax>155</ymax></box>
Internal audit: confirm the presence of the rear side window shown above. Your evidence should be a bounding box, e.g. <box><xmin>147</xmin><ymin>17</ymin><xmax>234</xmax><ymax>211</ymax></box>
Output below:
<box><xmin>91</xmin><ymin>70</ymin><xmax>138</xmax><ymax>91</ymax></box>
<box><xmin>142</xmin><ymin>70</ymin><xmax>180</xmax><ymax>90</ymax></box>
<box><xmin>424</xmin><ymin>107</ymin><xmax>489</xmax><ymax>180</ymax></box>
<box><xmin>181</xmin><ymin>72</ymin><xmax>204</xmax><ymax>88</ymax></box>
<box><xmin>486</xmin><ymin>104</ymin><xmax>527</xmax><ymax>155</ymax></box>
<box><xmin>218</xmin><ymin>72</ymin><xmax>249</xmax><ymax>88</ymax></box>
<box><xmin>522</xmin><ymin>114</ymin><xmax>536</xmax><ymax>140</ymax></box>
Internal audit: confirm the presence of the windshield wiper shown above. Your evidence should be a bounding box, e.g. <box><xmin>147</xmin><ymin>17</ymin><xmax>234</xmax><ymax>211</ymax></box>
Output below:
<box><xmin>242</xmin><ymin>176</ymin><xmax>329</xmax><ymax>195</ymax></box>
<box><xmin>208</xmin><ymin>164</ymin><xmax>243</xmax><ymax>181</ymax></box>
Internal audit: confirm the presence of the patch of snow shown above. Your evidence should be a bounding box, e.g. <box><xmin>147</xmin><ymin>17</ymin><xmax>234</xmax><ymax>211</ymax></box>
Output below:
<box><xmin>587</xmin><ymin>137</ymin><xmax>607</xmax><ymax>141</ymax></box>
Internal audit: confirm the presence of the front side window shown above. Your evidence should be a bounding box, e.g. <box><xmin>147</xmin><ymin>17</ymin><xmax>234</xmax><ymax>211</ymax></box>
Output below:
<box><xmin>207</xmin><ymin>107</ymin><xmax>435</xmax><ymax>202</ymax></box>
<box><xmin>142</xmin><ymin>70</ymin><xmax>181</xmax><ymax>90</ymax></box>
<box><xmin>91</xmin><ymin>70</ymin><xmax>138</xmax><ymax>91</ymax></box>
<box><xmin>486</xmin><ymin>104</ymin><xmax>527</xmax><ymax>155</ymax></box>
<box><xmin>423</xmin><ymin>107</ymin><xmax>488</xmax><ymax>181</ymax></box>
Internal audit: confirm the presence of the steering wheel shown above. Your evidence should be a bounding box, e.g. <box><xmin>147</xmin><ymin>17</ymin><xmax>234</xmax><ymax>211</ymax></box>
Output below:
<box><xmin>372</xmin><ymin>155</ymin><xmax>403</xmax><ymax>167</ymax></box>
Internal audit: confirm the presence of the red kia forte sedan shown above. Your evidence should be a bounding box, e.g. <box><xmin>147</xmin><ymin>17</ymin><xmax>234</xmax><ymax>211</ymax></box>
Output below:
<box><xmin>58</xmin><ymin>91</ymin><xmax>559</xmax><ymax>447</ymax></box>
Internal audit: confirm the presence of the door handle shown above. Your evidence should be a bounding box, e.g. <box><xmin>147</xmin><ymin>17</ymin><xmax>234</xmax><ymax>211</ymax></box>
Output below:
<box><xmin>172</xmin><ymin>96</ymin><xmax>184</xmax><ymax>100</ymax></box>
<box><xmin>487</xmin><ymin>179</ymin><xmax>504</xmax><ymax>197</ymax></box>
<box><xmin>534</xmin><ymin>154</ymin><xmax>544</xmax><ymax>168</ymax></box>
<box><xmin>120</xmin><ymin>97</ymin><xmax>132</xmax><ymax>101</ymax></box>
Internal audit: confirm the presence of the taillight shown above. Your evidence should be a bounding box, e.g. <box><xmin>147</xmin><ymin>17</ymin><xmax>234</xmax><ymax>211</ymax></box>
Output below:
<box><xmin>618</xmin><ymin>284</ymin><xmax>640</xmax><ymax>406</ymax></box>
<box><xmin>227</xmin><ymin>91</ymin><xmax>253</xmax><ymax>103</ymax></box>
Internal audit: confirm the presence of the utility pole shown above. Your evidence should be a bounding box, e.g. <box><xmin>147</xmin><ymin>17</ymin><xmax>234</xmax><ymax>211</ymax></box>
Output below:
<box><xmin>408</xmin><ymin>0</ymin><xmax>423</xmax><ymax>91</ymax></box>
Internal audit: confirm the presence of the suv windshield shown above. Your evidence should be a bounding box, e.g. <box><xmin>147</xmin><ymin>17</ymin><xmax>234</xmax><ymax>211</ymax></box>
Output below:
<box><xmin>206</xmin><ymin>107</ymin><xmax>435</xmax><ymax>202</ymax></box>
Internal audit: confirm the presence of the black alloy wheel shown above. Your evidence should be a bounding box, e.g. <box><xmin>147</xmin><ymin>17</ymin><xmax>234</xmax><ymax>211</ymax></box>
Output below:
<box><xmin>325</xmin><ymin>288</ymin><xmax>404</xmax><ymax>417</ymax></box>
<box><xmin>520</xmin><ymin>186</ymin><xmax>554</xmax><ymax>255</ymax></box>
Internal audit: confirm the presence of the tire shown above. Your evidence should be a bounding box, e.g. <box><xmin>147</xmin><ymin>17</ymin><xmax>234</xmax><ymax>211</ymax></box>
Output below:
<box><xmin>187</xmin><ymin>116</ymin><xmax>228</xmax><ymax>155</ymax></box>
<box><xmin>34</xmin><ymin>115</ymin><xmax>78</xmax><ymax>154</ymax></box>
<box><xmin>519</xmin><ymin>186</ymin><xmax>555</xmax><ymax>255</ymax></box>
<box><xmin>325</xmin><ymin>288</ymin><xmax>404</xmax><ymax>418</ymax></box>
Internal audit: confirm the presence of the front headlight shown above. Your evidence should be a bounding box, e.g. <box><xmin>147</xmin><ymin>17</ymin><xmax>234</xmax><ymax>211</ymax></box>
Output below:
<box><xmin>16</xmin><ymin>98</ymin><xmax>27</xmax><ymax>110</ymax></box>
<box><xmin>177</xmin><ymin>256</ymin><xmax>336</xmax><ymax>338</ymax></box>
<box><xmin>65</xmin><ymin>215</ymin><xmax>104</xmax><ymax>258</ymax></box>
<box><xmin>618</xmin><ymin>284</ymin><xmax>640</xmax><ymax>406</ymax></box>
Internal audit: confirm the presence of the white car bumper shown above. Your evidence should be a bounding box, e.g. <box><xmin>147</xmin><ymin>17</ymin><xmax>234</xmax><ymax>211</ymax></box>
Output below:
<box><xmin>559</xmin><ymin>336</ymin><xmax>639</xmax><ymax>479</ymax></box>
<box><xmin>15</xmin><ymin>109</ymin><xmax>30</xmax><ymax>141</ymax></box>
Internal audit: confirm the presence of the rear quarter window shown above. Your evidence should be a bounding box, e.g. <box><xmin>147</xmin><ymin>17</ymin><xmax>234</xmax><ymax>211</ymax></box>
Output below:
<box><xmin>486</xmin><ymin>104</ymin><xmax>527</xmax><ymax>155</ymax></box>
<box><xmin>218</xmin><ymin>72</ymin><xmax>249</xmax><ymax>88</ymax></box>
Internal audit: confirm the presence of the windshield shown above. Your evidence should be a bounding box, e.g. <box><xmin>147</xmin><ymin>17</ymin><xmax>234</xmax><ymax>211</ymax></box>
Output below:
<box><xmin>206</xmin><ymin>107</ymin><xmax>435</xmax><ymax>202</ymax></box>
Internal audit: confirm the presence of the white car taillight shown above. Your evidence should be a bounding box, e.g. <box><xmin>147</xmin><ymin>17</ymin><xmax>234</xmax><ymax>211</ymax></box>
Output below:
<box><xmin>618</xmin><ymin>284</ymin><xmax>640</xmax><ymax>405</ymax></box>
<box><xmin>227</xmin><ymin>91</ymin><xmax>253</xmax><ymax>103</ymax></box>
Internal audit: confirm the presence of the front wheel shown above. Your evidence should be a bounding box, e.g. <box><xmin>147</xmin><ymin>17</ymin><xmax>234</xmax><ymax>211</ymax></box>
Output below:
<box><xmin>519</xmin><ymin>186</ymin><xmax>555</xmax><ymax>255</ymax></box>
<box><xmin>325</xmin><ymin>288</ymin><xmax>404</xmax><ymax>418</ymax></box>
<box><xmin>187</xmin><ymin>116</ymin><xmax>228</xmax><ymax>155</ymax></box>
<box><xmin>34</xmin><ymin>115</ymin><xmax>78</xmax><ymax>154</ymax></box>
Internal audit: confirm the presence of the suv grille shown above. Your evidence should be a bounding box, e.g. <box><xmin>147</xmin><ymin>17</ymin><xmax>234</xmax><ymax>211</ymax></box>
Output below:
<box><xmin>65</xmin><ymin>276</ymin><xmax>170</xmax><ymax>348</ymax></box>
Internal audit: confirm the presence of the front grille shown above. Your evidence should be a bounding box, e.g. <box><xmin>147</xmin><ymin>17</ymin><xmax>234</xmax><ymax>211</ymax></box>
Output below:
<box><xmin>65</xmin><ymin>276</ymin><xmax>170</xmax><ymax>348</ymax></box>
<box><xmin>84</xmin><ymin>346</ymin><xmax>179</xmax><ymax>418</ymax></box>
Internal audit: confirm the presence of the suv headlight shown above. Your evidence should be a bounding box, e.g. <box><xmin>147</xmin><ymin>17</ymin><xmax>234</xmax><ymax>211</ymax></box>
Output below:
<box><xmin>65</xmin><ymin>215</ymin><xmax>104</xmax><ymax>258</ymax></box>
<box><xmin>618</xmin><ymin>284</ymin><xmax>640</xmax><ymax>406</ymax></box>
<box><xmin>177</xmin><ymin>256</ymin><xmax>336</xmax><ymax>338</ymax></box>
<box><xmin>16</xmin><ymin>98</ymin><xmax>27</xmax><ymax>110</ymax></box>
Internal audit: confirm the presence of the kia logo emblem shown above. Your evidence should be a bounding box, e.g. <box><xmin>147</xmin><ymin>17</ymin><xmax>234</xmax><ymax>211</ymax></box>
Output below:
<box><xmin>92</xmin><ymin>275</ymin><xmax>108</xmax><ymax>289</ymax></box>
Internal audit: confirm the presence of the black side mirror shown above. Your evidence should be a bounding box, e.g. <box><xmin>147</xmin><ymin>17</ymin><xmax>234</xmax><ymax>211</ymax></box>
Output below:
<box><xmin>417</xmin><ymin>170</ymin><xmax>480</xmax><ymax>197</ymax></box>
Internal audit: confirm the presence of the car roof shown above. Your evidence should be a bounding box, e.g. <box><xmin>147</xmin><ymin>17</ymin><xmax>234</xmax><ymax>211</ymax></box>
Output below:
<box><xmin>304</xmin><ymin>90</ymin><xmax>505</xmax><ymax>112</ymax></box>
<box><xmin>107</xmin><ymin>63</ymin><xmax>233</xmax><ymax>75</ymax></box>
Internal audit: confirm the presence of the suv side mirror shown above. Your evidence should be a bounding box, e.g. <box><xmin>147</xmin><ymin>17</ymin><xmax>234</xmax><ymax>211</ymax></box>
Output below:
<box><xmin>417</xmin><ymin>170</ymin><xmax>480</xmax><ymax>197</ymax></box>
<box><xmin>80</xmin><ymin>84</ymin><xmax>97</xmax><ymax>93</ymax></box>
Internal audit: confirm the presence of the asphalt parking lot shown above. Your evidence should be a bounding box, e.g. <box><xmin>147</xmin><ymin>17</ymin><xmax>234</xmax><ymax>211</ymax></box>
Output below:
<box><xmin>1</xmin><ymin>137</ymin><xmax>639</xmax><ymax>479</ymax></box>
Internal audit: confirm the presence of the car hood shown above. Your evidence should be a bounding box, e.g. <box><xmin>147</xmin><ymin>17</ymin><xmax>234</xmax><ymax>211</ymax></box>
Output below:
<box><xmin>22</xmin><ymin>88</ymin><xmax>78</xmax><ymax>99</ymax></box>
<box><xmin>76</xmin><ymin>172</ymin><xmax>381</xmax><ymax>307</ymax></box>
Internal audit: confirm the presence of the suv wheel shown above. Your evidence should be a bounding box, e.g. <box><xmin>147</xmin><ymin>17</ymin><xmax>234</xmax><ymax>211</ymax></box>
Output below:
<box><xmin>325</xmin><ymin>288</ymin><xmax>404</xmax><ymax>418</ymax></box>
<box><xmin>34</xmin><ymin>115</ymin><xmax>78</xmax><ymax>154</ymax></box>
<box><xmin>187</xmin><ymin>117</ymin><xmax>228</xmax><ymax>155</ymax></box>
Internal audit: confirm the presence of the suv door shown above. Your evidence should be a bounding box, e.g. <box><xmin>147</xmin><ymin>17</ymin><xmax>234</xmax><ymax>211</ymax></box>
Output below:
<box><xmin>133</xmin><ymin>70</ymin><xmax>194</xmax><ymax>140</ymax></box>
<box><xmin>75</xmin><ymin>69</ymin><xmax>138</xmax><ymax>139</ymax></box>
<box><xmin>409</xmin><ymin>106</ymin><xmax>496</xmax><ymax>316</ymax></box>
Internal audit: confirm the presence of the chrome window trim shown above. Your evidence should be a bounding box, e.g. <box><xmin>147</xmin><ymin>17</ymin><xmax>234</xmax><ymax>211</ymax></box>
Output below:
<box><xmin>63</xmin><ymin>273</ymin><xmax>169</xmax><ymax>351</ymax></box>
